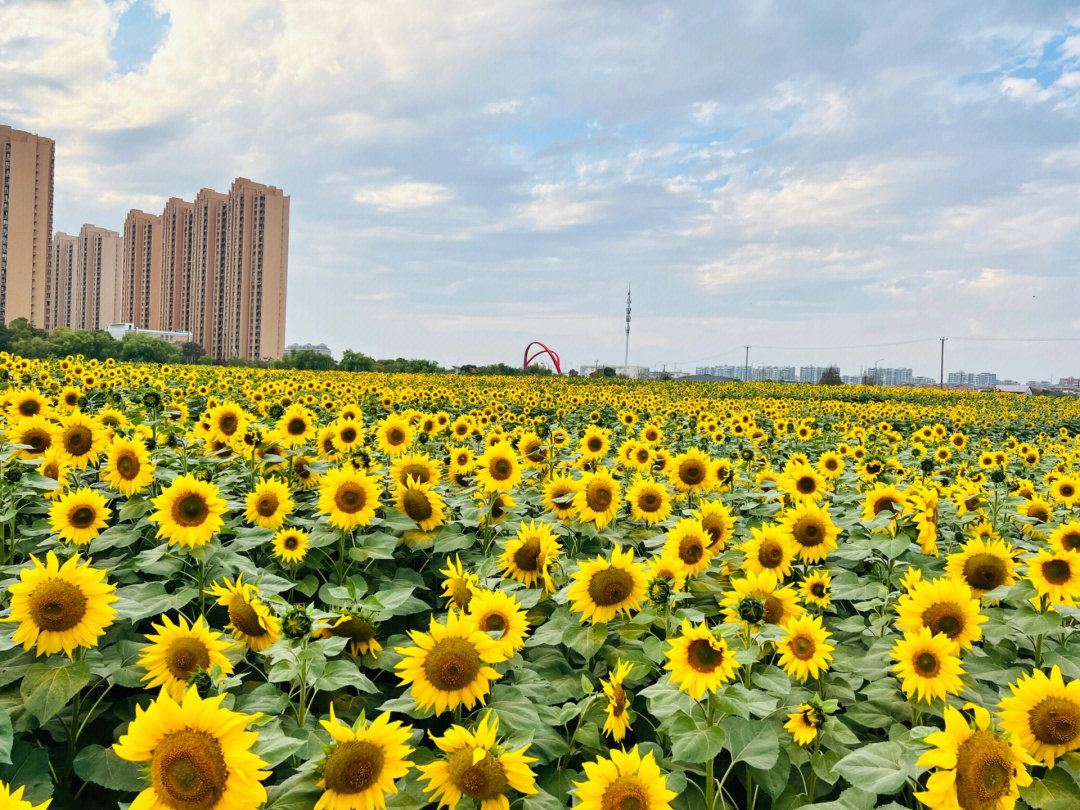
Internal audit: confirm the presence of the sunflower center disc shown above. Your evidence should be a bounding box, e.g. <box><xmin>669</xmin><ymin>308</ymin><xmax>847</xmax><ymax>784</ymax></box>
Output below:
<box><xmin>117</xmin><ymin>455</ymin><xmax>137</xmax><ymax>478</ymax></box>
<box><xmin>1060</xmin><ymin>532</ymin><xmax>1080</xmax><ymax>551</ymax></box>
<box><xmin>284</xmin><ymin>536</ymin><xmax>299</xmax><ymax>550</ymax></box>
<box><xmin>256</xmin><ymin>495</ymin><xmax>279</xmax><ymax>517</ymax></box>
<box><xmin>228</xmin><ymin>594</ymin><xmax>268</xmax><ymax>638</ymax></box>
<box><xmin>400</xmin><ymin>464</ymin><xmax>429</xmax><ymax>484</ymax></box>
<box><xmin>1030</xmin><ymin>698</ymin><xmax>1080</xmax><ymax>746</ymax></box>
<box><xmin>26</xmin><ymin>431</ymin><xmax>48</xmax><ymax>452</ymax></box>
<box><xmin>287</xmin><ymin>419</ymin><xmax>306</xmax><ymax>435</ymax></box>
<box><xmin>759</xmin><ymin>542</ymin><xmax>783</xmax><ymax>567</ymax></box>
<box><xmin>166</xmin><ymin>637</ymin><xmax>211</xmax><ymax>681</ymax></box>
<box><xmin>1043</xmin><ymin>559</ymin><xmax>1072</xmax><ymax>585</ymax></box>
<box><xmin>335</xmin><ymin>485</ymin><xmax>366</xmax><ymax>514</ymax></box>
<box><xmin>388</xmin><ymin>428</ymin><xmax>405</xmax><ymax>445</ymax></box>
<box><xmin>680</xmin><ymin>538</ymin><xmax>704</xmax><ymax>565</ymax></box>
<box><xmin>69</xmin><ymin>506</ymin><xmax>97</xmax><ymax>529</ymax></box>
<box><xmin>175</xmin><ymin>494</ymin><xmax>209</xmax><ymax>526</ymax></box>
<box><xmin>513</xmin><ymin>537</ymin><xmax>542</xmax><ymax>571</ymax></box>
<box><xmin>955</xmin><ymin>730</ymin><xmax>1013</xmax><ymax>809</ymax></box>
<box><xmin>403</xmin><ymin>490</ymin><xmax>433</xmax><ymax>522</ymax></box>
<box><xmin>686</xmin><ymin>638</ymin><xmax>723</xmax><ymax>673</ymax></box>
<box><xmin>792</xmin><ymin>636</ymin><xmax>815</xmax><ymax>660</ymax></box>
<box><xmin>922</xmin><ymin>603</ymin><xmax>964</xmax><ymax>639</ymax></box>
<box><xmin>601</xmin><ymin>775</ymin><xmax>649</xmax><ymax>810</ymax></box>
<box><xmin>810</xmin><ymin>583</ymin><xmax>827</xmax><ymax>598</ymax></box>
<box><xmin>586</xmin><ymin>483</ymin><xmax>613</xmax><ymax>511</ymax></box>
<box><xmin>19</xmin><ymin>401</ymin><xmax>39</xmax><ymax>417</ymax></box>
<box><xmin>323</xmin><ymin>740</ymin><xmax>385</xmax><ymax>794</ymax></box>
<box><xmin>29</xmin><ymin>579</ymin><xmax>88</xmax><ymax>632</ymax></box>
<box><xmin>424</xmin><ymin>638</ymin><xmax>481</xmax><ymax>690</ymax></box>
<box><xmin>963</xmin><ymin>554</ymin><xmax>1007</xmax><ymax>591</ymax></box>
<box><xmin>588</xmin><ymin>568</ymin><xmax>633</xmax><ymax>607</ymax></box>
<box><xmin>915</xmin><ymin>652</ymin><xmax>940</xmax><ymax>676</ymax></box>
<box><xmin>448</xmin><ymin>748</ymin><xmax>508</xmax><ymax>802</ymax></box>
<box><xmin>679</xmin><ymin>461</ymin><xmax>705</xmax><ymax>486</ymax></box>
<box><xmin>484</xmin><ymin>614</ymin><xmax>507</xmax><ymax>635</ymax></box>
<box><xmin>640</xmin><ymin>494</ymin><xmax>659</xmax><ymax>511</ymax></box>
<box><xmin>796</xmin><ymin>477</ymin><xmax>816</xmax><ymax>495</ymax></box>
<box><xmin>65</xmin><ymin>426</ymin><xmax>92</xmax><ymax>455</ymax></box>
<box><xmin>151</xmin><ymin>729</ymin><xmax>228</xmax><ymax>810</ymax></box>
<box><xmin>332</xmin><ymin>617</ymin><xmax>374</xmax><ymax>643</ymax></box>
<box><xmin>763</xmin><ymin>595</ymin><xmax>784</xmax><ymax>625</ymax></box>
<box><xmin>220</xmin><ymin>415</ymin><xmax>237</xmax><ymax>433</ymax></box>
<box><xmin>795</xmin><ymin>519</ymin><xmax>823</xmax><ymax>546</ymax></box>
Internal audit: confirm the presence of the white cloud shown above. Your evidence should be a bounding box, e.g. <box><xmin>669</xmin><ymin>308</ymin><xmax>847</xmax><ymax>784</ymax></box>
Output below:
<box><xmin>931</xmin><ymin>183</ymin><xmax>1080</xmax><ymax>250</ymax></box>
<box><xmin>519</xmin><ymin>183</ymin><xmax>600</xmax><ymax>230</ymax></box>
<box><xmin>695</xmin><ymin>243</ymin><xmax>883</xmax><ymax>290</ymax></box>
<box><xmin>1064</xmin><ymin>34</ymin><xmax>1080</xmax><ymax>59</ymax></box>
<box><xmin>1000</xmin><ymin>76</ymin><xmax>1055</xmax><ymax>102</ymax></box>
<box><xmin>352</xmin><ymin>181</ymin><xmax>452</xmax><ymax>210</ymax></box>
<box><xmin>483</xmin><ymin>99</ymin><xmax>521</xmax><ymax>115</ymax></box>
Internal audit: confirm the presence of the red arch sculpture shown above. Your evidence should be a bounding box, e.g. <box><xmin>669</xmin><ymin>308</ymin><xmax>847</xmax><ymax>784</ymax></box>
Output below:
<box><xmin>523</xmin><ymin>341</ymin><xmax>562</xmax><ymax>374</ymax></box>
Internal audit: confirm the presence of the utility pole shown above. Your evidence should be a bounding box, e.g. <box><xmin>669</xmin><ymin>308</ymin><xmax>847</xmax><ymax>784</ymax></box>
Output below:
<box><xmin>744</xmin><ymin>345</ymin><xmax>750</xmax><ymax>383</ymax></box>
<box><xmin>939</xmin><ymin>337</ymin><xmax>946</xmax><ymax>388</ymax></box>
<box><xmin>624</xmin><ymin>284</ymin><xmax>631</xmax><ymax>373</ymax></box>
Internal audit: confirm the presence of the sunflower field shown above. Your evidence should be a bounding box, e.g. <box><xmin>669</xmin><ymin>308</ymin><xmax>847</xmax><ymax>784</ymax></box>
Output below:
<box><xmin>2</xmin><ymin>357</ymin><xmax>1080</xmax><ymax>810</ymax></box>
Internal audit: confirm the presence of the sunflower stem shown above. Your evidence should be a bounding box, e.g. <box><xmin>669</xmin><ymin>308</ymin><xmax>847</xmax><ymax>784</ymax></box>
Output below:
<box><xmin>806</xmin><ymin>733</ymin><xmax>822</xmax><ymax>801</ymax></box>
<box><xmin>704</xmin><ymin>695</ymin><xmax>717</xmax><ymax>810</ymax></box>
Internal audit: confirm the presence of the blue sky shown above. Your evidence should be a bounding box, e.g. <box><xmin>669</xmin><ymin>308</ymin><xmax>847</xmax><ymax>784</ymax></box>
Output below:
<box><xmin>2</xmin><ymin>1</ymin><xmax>1080</xmax><ymax>380</ymax></box>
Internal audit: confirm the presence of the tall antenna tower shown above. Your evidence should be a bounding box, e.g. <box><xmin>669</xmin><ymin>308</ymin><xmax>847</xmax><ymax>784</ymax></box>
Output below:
<box><xmin>624</xmin><ymin>284</ymin><xmax>631</xmax><ymax>372</ymax></box>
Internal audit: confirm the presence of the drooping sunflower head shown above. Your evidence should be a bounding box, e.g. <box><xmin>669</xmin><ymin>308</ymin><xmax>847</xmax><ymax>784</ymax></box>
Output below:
<box><xmin>440</xmin><ymin>555</ymin><xmax>479</xmax><ymax>610</ymax></box>
<box><xmin>318</xmin><ymin>613</ymin><xmax>382</xmax><ymax>657</ymax></box>
<box><xmin>139</xmin><ymin>614</ymin><xmax>234</xmax><ymax>700</ymax></box>
<box><xmin>395</xmin><ymin>476</ymin><xmax>447</xmax><ymax>532</ymax></box>
<box><xmin>785</xmin><ymin>703</ymin><xmax>824</xmax><ymax>746</ymax></box>
<box><xmin>499</xmin><ymin>520</ymin><xmax>562</xmax><ymax>592</ymax></box>
<box><xmin>694</xmin><ymin>499</ymin><xmax>735</xmax><ymax>551</ymax></box>
<box><xmin>205</xmin><ymin>576</ymin><xmax>281</xmax><ymax>652</ymax></box>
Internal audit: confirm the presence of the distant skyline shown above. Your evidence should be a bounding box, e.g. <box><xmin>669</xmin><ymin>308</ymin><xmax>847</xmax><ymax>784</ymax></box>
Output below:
<box><xmin>2</xmin><ymin>1</ymin><xmax>1079</xmax><ymax>380</ymax></box>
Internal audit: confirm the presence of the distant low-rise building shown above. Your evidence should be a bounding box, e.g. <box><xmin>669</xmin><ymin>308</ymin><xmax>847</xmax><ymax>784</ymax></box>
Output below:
<box><xmin>948</xmin><ymin>371</ymin><xmax>997</xmax><ymax>387</ymax></box>
<box><xmin>286</xmin><ymin>342</ymin><xmax>333</xmax><ymax>357</ymax></box>
<box><xmin>106</xmin><ymin>322</ymin><xmax>192</xmax><ymax>346</ymax></box>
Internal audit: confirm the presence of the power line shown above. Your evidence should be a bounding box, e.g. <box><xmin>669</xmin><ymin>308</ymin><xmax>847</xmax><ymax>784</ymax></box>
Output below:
<box><xmin>946</xmin><ymin>336</ymin><xmax>1080</xmax><ymax>343</ymax></box>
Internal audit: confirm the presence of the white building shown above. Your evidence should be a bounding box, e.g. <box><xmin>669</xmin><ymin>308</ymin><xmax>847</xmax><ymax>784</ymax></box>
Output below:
<box><xmin>106</xmin><ymin>322</ymin><xmax>192</xmax><ymax>346</ymax></box>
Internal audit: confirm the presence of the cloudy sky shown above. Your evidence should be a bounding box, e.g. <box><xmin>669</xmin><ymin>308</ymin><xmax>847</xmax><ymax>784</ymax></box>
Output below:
<box><xmin>3</xmin><ymin>1</ymin><xmax>1080</xmax><ymax>380</ymax></box>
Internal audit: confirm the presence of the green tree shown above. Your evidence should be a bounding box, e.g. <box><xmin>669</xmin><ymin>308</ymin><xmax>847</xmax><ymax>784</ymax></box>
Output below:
<box><xmin>340</xmin><ymin>349</ymin><xmax>375</xmax><ymax>372</ymax></box>
<box><xmin>119</xmin><ymin>333</ymin><xmax>183</xmax><ymax>364</ymax></box>
<box><xmin>180</xmin><ymin>342</ymin><xmax>205</xmax><ymax>364</ymax></box>
<box><xmin>49</xmin><ymin>329</ymin><xmax>118</xmax><ymax>361</ymax></box>
<box><xmin>280</xmin><ymin>349</ymin><xmax>337</xmax><ymax>370</ymax></box>
<box><xmin>819</xmin><ymin>366</ymin><xmax>842</xmax><ymax>385</ymax></box>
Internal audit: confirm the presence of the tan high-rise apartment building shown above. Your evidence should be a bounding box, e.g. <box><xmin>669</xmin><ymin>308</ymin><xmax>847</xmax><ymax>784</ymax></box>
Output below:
<box><xmin>1</xmin><ymin>125</ymin><xmax>54</xmax><ymax>327</ymax></box>
<box><xmin>221</xmin><ymin>178</ymin><xmax>288</xmax><ymax>361</ymax></box>
<box><xmin>121</xmin><ymin>210</ymin><xmax>162</xmax><ymax>329</ymax></box>
<box><xmin>191</xmin><ymin>188</ymin><xmax>228</xmax><ymax>354</ymax></box>
<box><xmin>50</xmin><ymin>225</ymin><xmax>123</xmax><ymax>330</ymax></box>
<box><xmin>160</xmin><ymin>197</ymin><xmax>194</xmax><ymax>332</ymax></box>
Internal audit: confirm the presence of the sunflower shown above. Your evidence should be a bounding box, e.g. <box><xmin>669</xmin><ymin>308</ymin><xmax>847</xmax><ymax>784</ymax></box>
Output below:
<box><xmin>474</xmin><ymin>442</ymin><xmax>522</xmax><ymax>493</ymax></box>
<box><xmin>101</xmin><ymin>437</ymin><xmax>155</xmax><ymax>495</ymax></box>
<box><xmin>518</xmin><ymin>431</ymin><xmax>549</xmax><ymax>468</ymax></box>
<box><xmin>441</xmin><ymin>556</ymin><xmax>479</xmax><ymax>610</ymax></box>
<box><xmin>648</xmin><ymin>553</ymin><xmax>688</xmax><ymax>593</ymax></box>
<box><xmin>915</xmin><ymin>704</ymin><xmax>1034</xmax><ymax>810</ymax></box>
<box><xmin>1049</xmin><ymin>474</ymin><xmax>1080</xmax><ymax>508</ymax></box>
<box><xmin>626</xmin><ymin>478</ymin><xmax>672</xmax><ymax>525</ymax></box>
<box><xmin>499</xmin><ymin>520</ymin><xmax>562</xmax><ymax>592</ymax></box>
<box><xmin>578</xmin><ymin>426</ymin><xmax>611</xmax><ymax>462</ymax></box>
<box><xmin>1026</xmin><ymin>548</ymin><xmax>1080</xmax><ymax>606</ymax></box>
<box><xmin>394</xmin><ymin>609</ymin><xmax>505</xmax><ymax>714</ymax></box>
<box><xmin>664</xmin><ymin>619</ymin><xmax>740</xmax><ymax>699</ymax></box>
<box><xmin>785</xmin><ymin>703</ymin><xmax>824</xmax><ymax>746</ymax></box>
<box><xmin>139</xmin><ymin>614</ymin><xmax>234</xmax><ymax>700</ymax></box>
<box><xmin>1048</xmin><ymin>521</ymin><xmax>1080</xmax><ymax>554</ymax></box>
<box><xmin>9</xmin><ymin>415</ymin><xmax>56</xmax><ymax>459</ymax></box>
<box><xmin>817</xmin><ymin>451</ymin><xmax>845</xmax><ymax>479</ymax></box>
<box><xmin>781</xmin><ymin>463</ymin><xmax>827</xmax><ymax>502</ymax></box>
<box><xmin>945</xmin><ymin>537</ymin><xmax>1017</xmax><ymax>595</ymax></box>
<box><xmin>998</xmin><ymin>665</ymin><xmax>1080</xmax><ymax>767</ymax></box>
<box><xmin>1018</xmin><ymin>496</ymin><xmax>1053</xmax><ymax>534</ymax></box>
<box><xmin>205</xmin><ymin>401</ymin><xmax>249</xmax><ymax>444</ymax></box>
<box><xmin>7</xmin><ymin>388</ymin><xmax>49</xmax><ymax>421</ymax></box>
<box><xmin>542</xmin><ymin>473</ymin><xmax>578</xmax><ymax>520</ymax></box>
<box><xmin>276</xmin><ymin>404</ymin><xmax>315</xmax><ymax>448</ymax></box>
<box><xmin>862</xmin><ymin>484</ymin><xmax>906</xmax><ymax>522</ymax></box>
<box><xmin>317</xmin><ymin>466</ymin><xmax>381</xmax><ymax>530</ymax></box>
<box><xmin>800</xmin><ymin>569</ymin><xmax>832</xmax><ymax>608</ymax></box>
<box><xmin>694</xmin><ymin>499</ymin><xmax>735</xmax><ymax>551</ymax></box>
<box><xmin>113</xmin><ymin>686</ymin><xmax>269</xmax><ymax>810</ymax></box>
<box><xmin>6</xmin><ymin>551</ymin><xmax>117</xmax><ymax>657</ymax></box>
<box><xmin>573</xmin><ymin>467</ymin><xmax>622</xmax><ymax>530</ymax></box>
<box><xmin>668</xmin><ymin>448</ymin><xmax>711</xmax><ymax>493</ymax></box>
<box><xmin>907</xmin><ymin>487</ymin><xmax>941</xmax><ymax>556</ymax></box>
<box><xmin>777</xmin><ymin>614</ymin><xmax>834</xmax><ymax>682</ymax></box>
<box><xmin>573</xmin><ymin>747</ymin><xmax>675</xmax><ymax>810</ymax></box>
<box><xmin>292</xmin><ymin>454</ymin><xmax>321</xmax><ymax>490</ymax></box>
<box><xmin>390</xmin><ymin>452</ymin><xmax>442</xmax><ymax>488</ymax></box>
<box><xmin>205</xmin><ymin>575</ymin><xmax>281</xmax><ymax>652</ymax></box>
<box><xmin>895</xmin><ymin>576</ymin><xmax>987</xmax><ymax>651</ymax></box>
<box><xmin>395</xmin><ymin>477</ymin><xmax>446</xmax><ymax>532</ymax></box>
<box><xmin>317</xmin><ymin>613</ymin><xmax>382</xmax><ymax>657</ymax></box>
<box><xmin>720</xmin><ymin>569</ymin><xmax>804</xmax><ymax>629</ymax></box>
<box><xmin>48</xmin><ymin>487</ymin><xmax>111</xmax><ymax>545</ymax></box>
<box><xmin>271</xmin><ymin>527</ymin><xmax>310</xmax><ymax>564</ymax></box>
<box><xmin>0</xmin><ymin>780</ymin><xmax>50</xmax><ymax>810</ymax></box>
<box><xmin>567</xmin><ymin>545</ymin><xmax>648</xmax><ymax>624</ymax></box>
<box><xmin>663</xmin><ymin>517</ymin><xmax>714</xmax><ymax>576</ymax></box>
<box><xmin>739</xmin><ymin>524</ymin><xmax>797</xmax><ymax>580</ymax></box>
<box><xmin>150</xmin><ymin>474</ymin><xmax>228</xmax><ymax>548</ymax></box>
<box><xmin>418</xmin><ymin>710</ymin><xmax>537</xmax><ymax>810</ymax></box>
<box><xmin>57</xmin><ymin>412</ymin><xmax>105</xmax><ymax>468</ymax></box>
<box><xmin>890</xmin><ymin>627</ymin><xmax>966</xmax><ymax>704</ymax></box>
<box><xmin>243</xmin><ymin>478</ymin><xmax>295</xmax><ymax>531</ymax></box>
<box><xmin>466</xmin><ymin>589</ymin><xmax>530</xmax><ymax>659</ymax></box>
<box><xmin>315</xmin><ymin>705</ymin><xmax>413</xmax><ymax>810</ymax></box>
<box><xmin>601</xmin><ymin>659</ymin><xmax>634</xmax><ymax>743</ymax></box>
<box><xmin>375</xmin><ymin>414</ymin><xmax>412</xmax><ymax>457</ymax></box>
